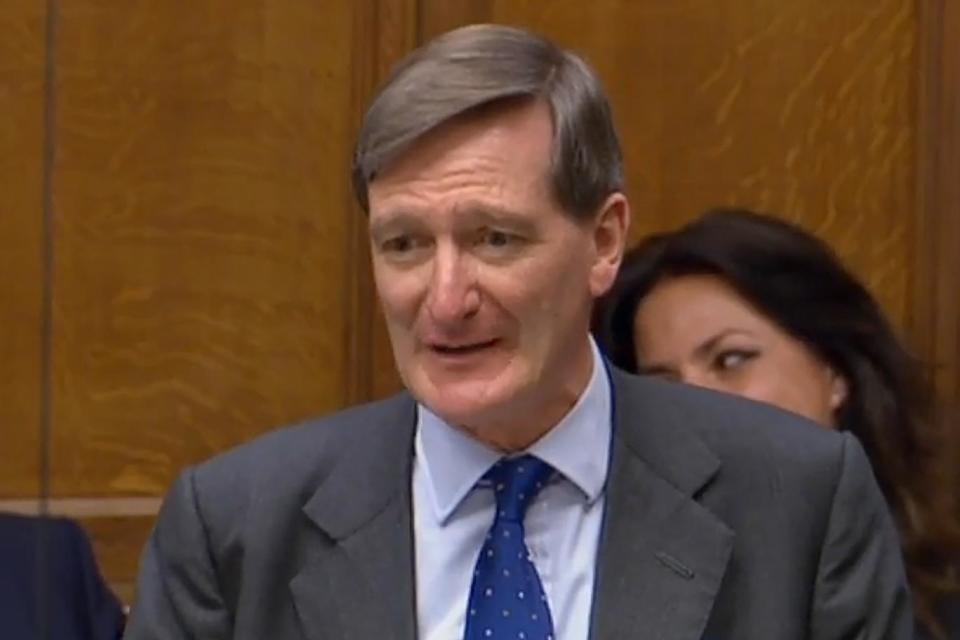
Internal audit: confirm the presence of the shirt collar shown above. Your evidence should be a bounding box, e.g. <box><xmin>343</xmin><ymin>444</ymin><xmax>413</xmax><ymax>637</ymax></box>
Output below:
<box><xmin>416</xmin><ymin>338</ymin><xmax>613</xmax><ymax>524</ymax></box>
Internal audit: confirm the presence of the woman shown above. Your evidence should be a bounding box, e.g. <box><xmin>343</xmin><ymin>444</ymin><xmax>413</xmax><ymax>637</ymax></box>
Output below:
<box><xmin>593</xmin><ymin>208</ymin><xmax>960</xmax><ymax>639</ymax></box>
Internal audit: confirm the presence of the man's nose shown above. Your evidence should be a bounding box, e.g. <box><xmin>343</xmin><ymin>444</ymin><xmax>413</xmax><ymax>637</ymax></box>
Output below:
<box><xmin>425</xmin><ymin>246</ymin><xmax>480</xmax><ymax>324</ymax></box>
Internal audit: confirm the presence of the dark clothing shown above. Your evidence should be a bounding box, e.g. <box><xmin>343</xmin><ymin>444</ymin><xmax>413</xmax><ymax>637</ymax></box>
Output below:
<box><xmin>0</xmin><ymin>513</ymin><xmax>125</xmax><ymax>640</ymax></box>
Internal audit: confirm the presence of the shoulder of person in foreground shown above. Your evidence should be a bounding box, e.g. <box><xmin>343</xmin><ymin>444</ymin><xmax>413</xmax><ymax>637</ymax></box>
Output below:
<box><xmin>612</xmin><ymin>368</ymin><xmax>914</xmax><ymax>639</ymax></box>
<box><xmin>125</xmin><ymin>391</ymin><xmax>415</xmax><ymax>639</ymax></box>
<box><xmin>187</xmin><ymin>391</ymin><xmax>415</xmax><ymax>514</ymax></box>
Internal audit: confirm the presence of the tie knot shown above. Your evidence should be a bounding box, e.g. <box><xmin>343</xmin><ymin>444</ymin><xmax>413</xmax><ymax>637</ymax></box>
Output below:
<box><xmin>485</xmin><ymin>455</ymin><xmax>553</xmax><ymax>523</ymax></box>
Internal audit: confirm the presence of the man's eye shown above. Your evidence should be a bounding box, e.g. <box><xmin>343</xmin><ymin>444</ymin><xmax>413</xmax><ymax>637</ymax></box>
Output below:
<box><xmin>486</xmin><ymin>230</ymin><xmax>511</xmax><ymax>246</ymax></box>
<box><xmin>382</xmin><ymin>236</ymin><xmax>413</xmax><ymax>253</ymax></box>
<box><xmin>478</xmin><ymin>229</ymin><xmax>520</xmax><ymax>249</ymax></box>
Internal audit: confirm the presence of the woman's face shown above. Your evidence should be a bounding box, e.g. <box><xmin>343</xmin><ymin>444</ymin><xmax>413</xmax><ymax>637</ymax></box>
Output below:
<box><xmin>633</xmin><ymin>274</ymin><xmax>847</xmax><ymax>427</ymax></box>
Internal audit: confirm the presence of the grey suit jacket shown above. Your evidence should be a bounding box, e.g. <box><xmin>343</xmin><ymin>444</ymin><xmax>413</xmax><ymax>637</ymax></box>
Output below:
<box><xmin>125</xmin><ymin>368</ymin><xmax>912</xmax><ymax>639</ymax></box>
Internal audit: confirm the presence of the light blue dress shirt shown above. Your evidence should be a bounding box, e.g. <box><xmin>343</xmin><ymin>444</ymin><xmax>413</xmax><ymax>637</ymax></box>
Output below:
<box><xmin>413</xmin><ymin>339</ymin><xmax>613</xmax><ymax>640</ymax></box>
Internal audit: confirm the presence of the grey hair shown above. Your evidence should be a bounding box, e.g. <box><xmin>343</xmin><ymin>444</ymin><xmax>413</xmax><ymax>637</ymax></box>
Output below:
<box><xmin>351</xmin><ymin>23</ymin><xmax>624</xmax><ymax>220</ymax></box>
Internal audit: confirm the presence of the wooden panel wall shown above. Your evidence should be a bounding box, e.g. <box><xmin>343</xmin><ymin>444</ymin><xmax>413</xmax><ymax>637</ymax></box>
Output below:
<box><xmin>347</xmin><ymin>0</ymin><xmax>417</xmax><ymax>403</ymax></box>
<box><xmin>915</xmin><ymin>0</ymin><xmax>960</xmax><ymax>405</ymax></box>
<box><xmin>0</xmin><ymin>0</ymin><xmax>45</xmax><ymax>497</ymax></box>
<box><xmin>51</xmin><ymin>0</ymin><xmax>355</xmax><ymax>498</ymax></box>
<box><xmin>3</xmin><ymin>0</ymin><xmax>955</xmax><ymax>603</ymax></box>
<box><xmin>1</xmin><ymin>0</ymin><xmax>375</xmax><ymax>601</ymax></box>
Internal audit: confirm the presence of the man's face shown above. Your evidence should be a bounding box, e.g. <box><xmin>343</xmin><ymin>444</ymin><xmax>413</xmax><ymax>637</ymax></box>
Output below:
<box><xmin>367</xmin><ymin>101</ymin><xmax>627</xmax><ymax>444</ymax></box>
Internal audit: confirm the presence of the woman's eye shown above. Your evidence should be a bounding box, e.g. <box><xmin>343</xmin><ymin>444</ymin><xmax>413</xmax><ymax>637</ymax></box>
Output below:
<box><xmin>714</xmin><ymin>349</ymin><xmax>757</xmax><ymax>371</ymax></box>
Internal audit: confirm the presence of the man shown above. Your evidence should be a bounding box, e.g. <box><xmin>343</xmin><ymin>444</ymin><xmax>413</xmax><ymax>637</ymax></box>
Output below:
<box><xmin>126</xmin><ymin>24</ymin><xmax>911</xmax><ymax>639</ymax></box>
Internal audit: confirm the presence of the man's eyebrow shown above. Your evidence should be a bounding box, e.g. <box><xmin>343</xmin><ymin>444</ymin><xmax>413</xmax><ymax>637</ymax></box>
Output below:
<box><xmin>370</xmin><ymin>203</ymin><xmax>538</xmax><ymax>237</ymax></box>
<box><xmin>457</xmin><ymin>204</ymin><xmax>537</xmax><ymax>232</ymax></box>
<box><xmin>368</xmin><ymin>210</ymin><xmax>419</xmax><ymax>237</ymax></box>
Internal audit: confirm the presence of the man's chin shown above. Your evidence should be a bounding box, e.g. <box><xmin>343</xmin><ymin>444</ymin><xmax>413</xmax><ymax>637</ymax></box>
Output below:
<box><xmin>411</xmin><ymin>378</ymin><xmax>518</xmax><ymax>429</ymax></box>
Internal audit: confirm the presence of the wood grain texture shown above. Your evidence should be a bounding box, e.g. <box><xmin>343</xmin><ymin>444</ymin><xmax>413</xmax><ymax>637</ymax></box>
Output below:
<box><xmin>78</xmin><ymin>515</ymin><xmax>154</xmax><ymax>593</ymax></box>
<box><xmin>418</xmin><ymin>0</ymin><xmax>493</xmax><ymax>39</ymax></box>
<box><xmin>0</xmin><ymin>0</ymin><xmax>46</xmax><ymax>497</ymax></box>
<box><xmin>914</xmin><ymin>0</ymin><xmax>960</xmax><ymax>405</ymax></box>
<box><xmin>49</xmin><ymin>0</ymin><xmax>355</xmax><ymax>496</ymax></box>
<box><xmin>347</xmin><ymin>0</ymin><xmax>418</xmax><ymax>403</ymax></box>
<box><xmin>419</xmin><ymin>0</ymin><xmax>917</xmax><ymax>328</ymax></box>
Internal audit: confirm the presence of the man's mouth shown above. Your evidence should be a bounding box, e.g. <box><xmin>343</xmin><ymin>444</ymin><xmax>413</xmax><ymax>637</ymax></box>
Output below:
<box><xmin>430</xmin><ymin>338</ymin><xmax>500</xmax><ymax>355</ymax></box>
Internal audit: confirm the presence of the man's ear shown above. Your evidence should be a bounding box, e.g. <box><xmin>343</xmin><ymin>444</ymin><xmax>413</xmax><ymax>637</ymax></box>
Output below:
<box><xmin>589</xmin><ymin>192</ymin><xmax>631</xmax><ymax>298</ymax></box>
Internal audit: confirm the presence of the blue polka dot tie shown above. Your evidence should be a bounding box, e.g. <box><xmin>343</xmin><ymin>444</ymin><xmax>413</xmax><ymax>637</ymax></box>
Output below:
<box><xmin>463</xmin><ymin>455</ymin><xmax>555</xmax><ymax>640</ymax></box>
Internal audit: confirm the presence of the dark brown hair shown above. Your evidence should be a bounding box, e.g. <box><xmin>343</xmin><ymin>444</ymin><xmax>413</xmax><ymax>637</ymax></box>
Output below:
<box><xmin>352</xmin><ymin>23</ymin><xmax>623</xmax><ymax>220</ymax></box>
<box><xmin>593</xmin><ymin>208</ymin><xmax>960</xmax><ymax>637</ymax></box>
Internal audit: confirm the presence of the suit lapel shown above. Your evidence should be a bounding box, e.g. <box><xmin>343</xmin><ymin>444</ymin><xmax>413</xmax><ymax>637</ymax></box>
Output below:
<box><xmin>289</xmin><ymin>395</ymin><xmax>419</xmax><ymax>640</ymax></box>
<box><xmin>284</xmin><ymin>371</ymin><xmax>735</xmax><ymax>640</ymax></box>
<box><xmin>590</xmin><ymin>369</ymin><xmax>734</xmax><ymax>640</ymax></box>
